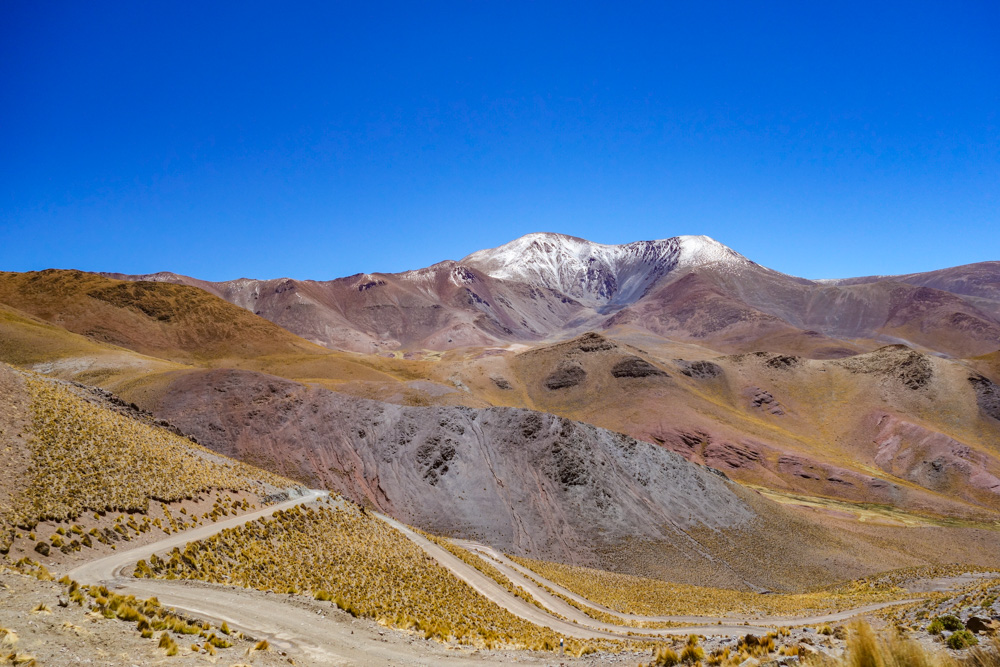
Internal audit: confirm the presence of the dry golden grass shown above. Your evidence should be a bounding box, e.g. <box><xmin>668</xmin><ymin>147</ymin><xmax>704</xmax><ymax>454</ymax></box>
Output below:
<box><xmin>2</xmin><ymin>372</ymin><xmax>294</xmax><ymax>550</ymax></box>
<box><xmin>638</xmin><ymin>631</ymin><xmax>794</xmax><ymax>667</ymax></box>
<box><xmin>507</xmin><ymin>565</ymin><xmax>684</xmax><ymax>630</ymax></box>
<box><xmin>135</xmin><ymin>502</ymin><xmax>611</xmax><ymax>653</ymax></box>
<box><xmin>508</xmin><ymin>555</ymin><xmax>910</xmax><ymax>618</ymax></box>
<box><xmin>934</xmin><ymin>578</ymin><xmax>1000</xmax><ymax>618</ymax></box>
<box><xmin>805</xmin><ymin>621</ymin><xmax>1000</xmax><ymax>667</ymax></box>
<box><xmin>0</xmin><ymin>304</ymin><xmax>119</xmax><ymax>367</ymax></box>
<box><xmin>883</xmin><ymin>573</ymin><xmax>1000</xmax><ymax>633</ymax></box>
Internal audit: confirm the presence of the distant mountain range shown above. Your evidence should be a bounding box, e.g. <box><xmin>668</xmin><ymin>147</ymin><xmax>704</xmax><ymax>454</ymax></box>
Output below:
<box><xmin>103</xmin><ymin>232</ymin><xmax>1000</xmax><ymax>359</ymax></box>
<box><xmin>2</xmin><ymin>233</ymin><xmax>1000</xmax><ymax>585</ymax></box>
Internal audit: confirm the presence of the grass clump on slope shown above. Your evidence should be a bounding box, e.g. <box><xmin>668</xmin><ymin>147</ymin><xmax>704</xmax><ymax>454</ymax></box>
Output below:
<box><xmin>809</xmin><ymin>621</ymin><xmax>999</xmax><ymax>667</ymax></box>
<box><xmin>3</xmin><ymin>373</ymin><xmax>293</xmax><ymax>545</ymax></box>
<box><xmin>135</xmin><ymin>503</ymin><xmax>600</xmax><ymax>653</ymax></box>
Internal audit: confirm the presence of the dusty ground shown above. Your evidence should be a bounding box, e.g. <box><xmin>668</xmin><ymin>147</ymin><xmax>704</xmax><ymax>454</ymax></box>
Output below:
<box><xmin>4</xmin><ymin>488</ymin><xmax>998</xmax><ymax>666</ymax></box>
<box><xmin>0</xmin><ymin>568</ymin><xmax>292</xmax><ymax>666</ymax></box>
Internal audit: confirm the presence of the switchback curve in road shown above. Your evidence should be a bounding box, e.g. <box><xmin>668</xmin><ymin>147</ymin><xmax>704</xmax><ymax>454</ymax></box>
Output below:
<box><xmin>455</xmin><ymin>541</ymin><xmax>922</xmax><ymax>629</ymax></box>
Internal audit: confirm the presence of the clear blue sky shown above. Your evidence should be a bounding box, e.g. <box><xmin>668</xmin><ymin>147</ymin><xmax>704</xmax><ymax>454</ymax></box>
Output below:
<box><xmin>2</xmin><ymin>1</ymin><xmax>997</xmax><ymax>281</ymax></box>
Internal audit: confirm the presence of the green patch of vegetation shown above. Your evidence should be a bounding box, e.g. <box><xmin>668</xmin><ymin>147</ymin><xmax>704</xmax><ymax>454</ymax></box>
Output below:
<box><xmin>946</xmin><ymin>629</ymin><xmax>978</xmax><ymax>650</ymax></box>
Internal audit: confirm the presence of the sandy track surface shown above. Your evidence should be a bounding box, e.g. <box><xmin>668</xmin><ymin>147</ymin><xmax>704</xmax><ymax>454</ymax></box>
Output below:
<box><xmin>61</xmin><ymin>489</ymin><xmax>924</xmax><ymax>664</ymax></box>
<box><xmin>382</xmin><ymin>516</ymin><xmax>786</xmax><ymax>639</ymax></box>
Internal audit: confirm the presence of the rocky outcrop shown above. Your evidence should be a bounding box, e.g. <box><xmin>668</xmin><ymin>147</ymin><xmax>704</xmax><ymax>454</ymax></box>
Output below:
<box><xmin>837</xmin><ymin>346</ymin><xmax>933</xmax><ymax>390</ymax></box>
<box><xmin>611</xmin><ymin>356</ymin><xmax>668</xmax><ymax>379</ymax></box>
<box><xmin>675</xmin><ymin>360</ymin><xmax>724</xmax><ymax>379</ymax></box>
<box><xmin>490</xmin><ymin>376</ymin><xmax>512</xmax><ymax>390</ymax></box>
<box><xmin>970</xmin><ymin>374</ymin><xmax>1000</xmax><ymax>422</ymax></box>
<box><xmin>544</xmin><ymin>363</ymin><xmax>586</xmax><ymax>389</ymax></box>
<box><xmin>748</xmin><ymin>388</ymin><xmax>785</xmax><ymax>416</ymax></box>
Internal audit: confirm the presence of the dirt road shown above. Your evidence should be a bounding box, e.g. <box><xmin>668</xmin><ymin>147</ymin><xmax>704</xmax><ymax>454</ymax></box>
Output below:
<box><xmin>61</xmin><ymin>489</ymin><xmax>924</xmax><ymax>665</ymax></box>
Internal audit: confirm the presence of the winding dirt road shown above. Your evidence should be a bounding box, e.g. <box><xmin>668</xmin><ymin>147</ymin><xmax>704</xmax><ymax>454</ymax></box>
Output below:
<box><xmin>62</xmin><ymin>489</ymin><xmax>925</xmax><ymax>665</ymax></box>
<box><xmin>456</xmin><ymin>541</ymin><xmax>921</xmax><ymax>629</ymax></box>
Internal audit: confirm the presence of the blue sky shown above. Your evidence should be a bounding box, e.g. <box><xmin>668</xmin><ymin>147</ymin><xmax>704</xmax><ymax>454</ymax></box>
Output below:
<box><xmin>2</xmin><ymin>1</ymin><xmax>997</xmax><ymax>281</ymax></box>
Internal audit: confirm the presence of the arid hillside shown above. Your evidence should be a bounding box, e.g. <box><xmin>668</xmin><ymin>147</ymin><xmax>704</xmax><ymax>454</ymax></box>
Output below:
<box><xmin>0</xmin><ymin>362</ymin><xmax>300</xmax><ymax>560</ymax></box>
<box><xmin>0</xmin><ymin>270</ymin><xmax>327</xmax><ymax>363</ymax></box>
<box><xmin>2</xmin><ymin>244</ymin><xmax>999</xmax><ymax>597</ymax></box>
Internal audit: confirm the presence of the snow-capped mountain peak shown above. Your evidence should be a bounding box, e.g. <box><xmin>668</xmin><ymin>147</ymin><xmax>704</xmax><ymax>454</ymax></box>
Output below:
<box><xmin>460</xmin><ymin>233</ymin><xmax>748</xmax><ymax>306</ymax></box>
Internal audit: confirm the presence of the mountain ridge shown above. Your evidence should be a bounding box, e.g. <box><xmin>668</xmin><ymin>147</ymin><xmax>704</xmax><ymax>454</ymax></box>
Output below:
<box><xmin>82</xmin><ymin>233</ymin><xmax>1000</xmax><ymax>358</ymax></box>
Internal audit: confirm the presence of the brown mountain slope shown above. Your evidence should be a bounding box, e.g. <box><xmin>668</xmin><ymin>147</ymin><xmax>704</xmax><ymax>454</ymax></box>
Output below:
<box><xmin>0</xmin><ymin>270</ymin><xmax>328</xmax><ymax>363</ymax></box>
<box><xmin>0</xmin><ymin>273</ymin><xmax>475</xmax><ymax>409</ymax></box>
<box><xmin>422</xmin><ymin>334</ymin><xmax>1000</xmax><ymax>519</ymax></box>
<box><xmin>828</xmin><ymin>262</ymin><xmax>1000</xmax><ymax>318</ymax></box>
<box><xmin>599</xmin><ymin>272</ymin><xmax>865</xmax><ymax>358</ymax></box>
<box><xmin>971</xmin><ymin>350</ymin><xmax>1000</xmax><ymax>383</ymax></box>
<box><xmin>616</xmin><ymin>267</ymin><xmax>1000</xmax><ymax>358</ymax></box>
<box><xmin>0</xmin><ymin>302</ymin><xmax>187</xmax><ymax>386</ymax></box>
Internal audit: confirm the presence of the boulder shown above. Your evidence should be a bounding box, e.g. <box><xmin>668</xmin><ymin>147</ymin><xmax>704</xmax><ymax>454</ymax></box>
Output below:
<box><xmin>966</xmin><ymin>616</ymin><xmax>1000</xmax><ymax>635</ymax></box>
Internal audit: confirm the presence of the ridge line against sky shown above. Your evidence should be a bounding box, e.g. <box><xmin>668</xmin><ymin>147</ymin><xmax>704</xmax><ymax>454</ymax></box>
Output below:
<box><xmin>1</xmin><ymin>1</ymin><xmax>997</xmax><ymax>282</ymax></box>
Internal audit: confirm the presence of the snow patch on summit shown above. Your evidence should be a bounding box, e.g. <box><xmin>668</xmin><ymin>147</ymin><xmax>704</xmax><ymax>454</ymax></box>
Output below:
<box><xmin>460</xmin><ymin>233</ymin><xmax>748</xmax><ymax>306</ymax></box>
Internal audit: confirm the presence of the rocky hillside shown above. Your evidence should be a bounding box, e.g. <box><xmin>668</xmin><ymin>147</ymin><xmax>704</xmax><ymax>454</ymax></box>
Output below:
<box><xmin>430</xmin><ymin>333</ymin><xmax>1000</xmax><ymax>518</ymax></box>
<box><xmin>140</xmin><ymin>368</ymin><xmax>751</xmax><ymax>557</ymax></box>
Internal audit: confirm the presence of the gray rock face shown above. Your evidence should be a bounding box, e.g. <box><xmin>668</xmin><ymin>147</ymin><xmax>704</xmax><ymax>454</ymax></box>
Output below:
<box><xmin>153</xmin><ymin>369</ymin><xmax>754</xmax><ymax>565</ymax></box>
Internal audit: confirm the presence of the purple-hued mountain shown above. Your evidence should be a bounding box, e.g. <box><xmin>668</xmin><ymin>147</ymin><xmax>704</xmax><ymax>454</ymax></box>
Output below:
<box><xmin>104</xmin><ymin>233</ymin><xmax>1000</xmax><ymax>358</ymax></box>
